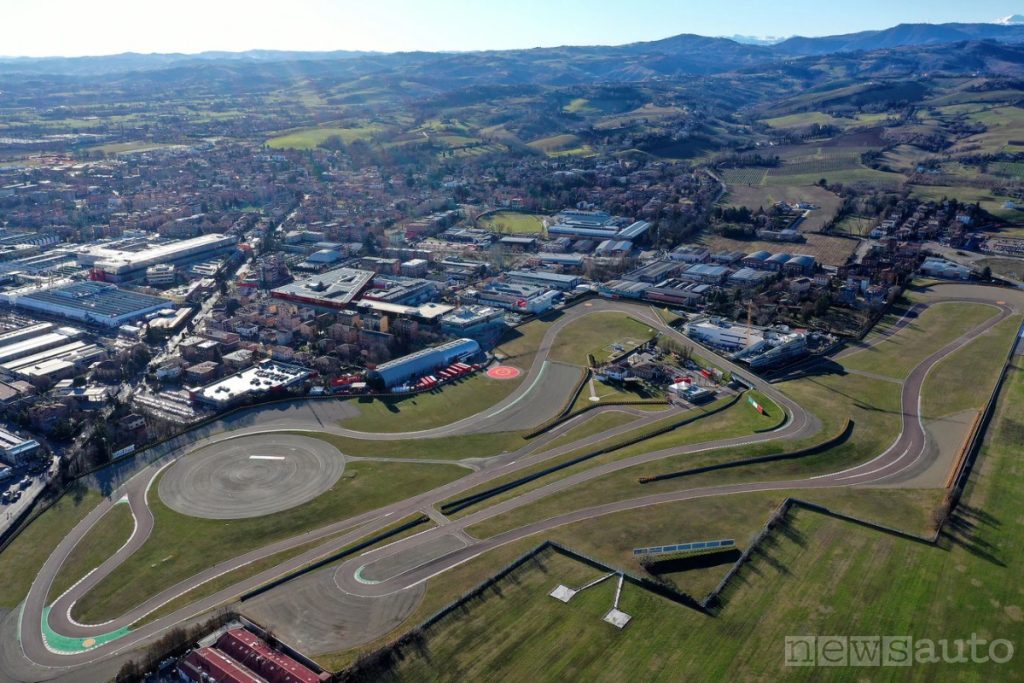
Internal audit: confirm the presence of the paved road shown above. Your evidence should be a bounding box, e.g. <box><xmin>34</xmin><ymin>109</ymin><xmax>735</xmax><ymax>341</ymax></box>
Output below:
<box><xmin>4</xmin><ymin>283</ymin><xmax>1021</xmax><ymax>681</ymax></box>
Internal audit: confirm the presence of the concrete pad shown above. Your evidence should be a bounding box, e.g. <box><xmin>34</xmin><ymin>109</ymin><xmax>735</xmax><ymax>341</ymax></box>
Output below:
<box><xmin>158</xmin><ymin>434</ymin><xmax>345</xmax><ymax>519</ymax></box>
<box><xmin>603</xmin><ymin>608</ymin><xmax>632</xmax><ymax>629</ymax></box>
<box><xmin>549</xmin><ymin>585</ymin><xmax>576</xmax><ymax>602</ymax></box>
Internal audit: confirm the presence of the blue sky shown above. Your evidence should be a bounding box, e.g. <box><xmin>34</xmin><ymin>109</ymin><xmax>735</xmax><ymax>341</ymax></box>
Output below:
<box><xmin>4</xmin><ymin>0</ymin><xmax>1024</xmax><ymax>57</ymax></box>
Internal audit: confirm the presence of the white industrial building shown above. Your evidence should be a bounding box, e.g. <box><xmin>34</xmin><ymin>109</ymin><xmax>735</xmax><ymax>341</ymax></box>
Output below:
<box><xmin>76</xmin><ymin>234</ymin><xmax>238</xmax><ymax>282</ymax></box>
<box><xmin>685</xmin><ymin>317</ymin><xmax>808</xmax><ymax>370</ymax></box>
<box><xmin>192</xmin><ymin>360</ymin><xmax>313</xmax><ymax>409</ymax></box>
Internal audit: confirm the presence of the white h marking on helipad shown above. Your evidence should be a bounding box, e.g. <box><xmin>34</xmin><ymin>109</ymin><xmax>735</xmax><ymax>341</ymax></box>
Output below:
<box><xmin>249</xmin><ymin>455</ymin><xmax>286</xmax><ymax>460</ymax></box>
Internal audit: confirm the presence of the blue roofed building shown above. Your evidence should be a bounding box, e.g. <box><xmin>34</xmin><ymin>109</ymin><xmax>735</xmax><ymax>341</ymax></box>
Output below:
<box><xmin>367</xmin><ymin>338</ymin><xmax>481</xmax><ymax>389</ymax></box>
<box><xmin>7</xmin><ymin>281</ymin><xmax>172</xmax><ymax>328</ymax></box>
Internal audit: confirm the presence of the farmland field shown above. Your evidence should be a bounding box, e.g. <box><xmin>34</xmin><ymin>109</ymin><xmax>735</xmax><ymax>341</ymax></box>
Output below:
<box><xmin>720</xmin><ymin>167</ymin><xmax>767</xmax><ymax>186</ymax></box>
<box><xmin>724</xmin><ymin>184</ymin><xmax>842</xmax><ymax>232</ymax></box>
<box><xmin>699</xmin><ymin>232</ymin><xmax>858</xmax><ymax>266</ymax></box>
<box><xmin>265</xmin><ymin>123</ymin><xmax>384</xmax><ymax>149</ymax></box>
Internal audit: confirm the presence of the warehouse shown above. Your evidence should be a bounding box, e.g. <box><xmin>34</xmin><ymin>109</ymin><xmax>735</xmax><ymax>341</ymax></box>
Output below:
<box><xmin>367</xmin><ymin>337</ymin><xmax>481</xmax><ymax>389</ymax></box>
<box><xmin>8</xmin><ymin>282</ymin><xmax>172</xmax><ymax>328</ymax></box>
<box><xmin>440</xmin><ymin>305</ymin><xmax>507</xmax><ymax>341</ymax></box>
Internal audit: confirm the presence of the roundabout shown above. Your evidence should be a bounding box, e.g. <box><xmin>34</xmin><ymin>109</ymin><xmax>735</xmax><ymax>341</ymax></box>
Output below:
<box><xmin>157</xmin><ymin>434</ymin><xmax>346</xmax><ymax>520</ymax></box>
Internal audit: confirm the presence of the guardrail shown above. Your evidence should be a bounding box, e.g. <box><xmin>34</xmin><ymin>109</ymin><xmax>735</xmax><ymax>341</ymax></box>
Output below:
<box><xmin>441</xmin><ymin>393</ymin><xmax>743</xmax><ymax>516</ymax></box>
<box><xmin>638</xmin><ymin>419</ymin><xmax>853</xmax><ymax>484</ymax></box>
<box><xmin>239</xmin><ymin>514</ymin><xmax>430</xmax><ymax>602</ymax></box>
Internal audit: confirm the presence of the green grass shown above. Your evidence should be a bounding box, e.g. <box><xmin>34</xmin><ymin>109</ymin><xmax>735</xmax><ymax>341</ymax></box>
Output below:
<box><xmin>266</xmin><ymin>123</ymin><xmax>383</xmax><ymax>150</ymax></box>
<box><xmin>537</xmin><ymin>410</ymin><xmax>641</xmax><ymax>454</ymax></box>
<box><xmin>976</xmin><ymin>257</ymin><xmax>1024</xmax><ymax>281</ymax></box>
<box><xmin>478</xmin><ymin>212</ymin><xmax>546</xmax><ymax>235</ymax></box>
<box><xmin>341</xmin><ymin>487</ymin><xmax>940</xmax><ymax>682</ymax></box>
<box><xmin>548</xmin><ymin>313</ymin><xmax>656</xmax><ymax>367</ymax></box>
<box><xmin>71</xmin><ymin>460</ymin><xmax>464</xmax><ymax>624</ymax></box>
<box><xmin>0</xmin><ymin>486</ymin><xmax>103</xmax><ymax>609</ymax></box>
<box><xmin>921</xmin><ymin>315</ymin><xmax>1022</xmax><ymax>420</ymax></box>
<box><xmin>467</xmin><ymin>372</ymin><xmax>897</xmax><ymax>538</ymax></box>
<box><xmin>47</xmin><ymin>502</ymin><xmax>135</xmax><ymax>603</ymax></box>
<box><xmin>340</xmin><ymin>374</ymin><xmax>525</xmax><ymax>432</ymax></box>
<box><xmin>842</xmin><ymin>302</ymin><xmax>1001</xmax><ymax>379</ymax></box>
<box><xmin>133</xmin><ymin>513</ymin><xmax>432</xmax><ymax>627</ymax></box>
<box><xmin>453</xmin><ymin>392</ymin><xmax>781</xmax><ymax>521</ymax></box>
<box><xmin>333</xmin><ymin>342</ymin><xmax>1024</xmax><ymax>681</ymax></box>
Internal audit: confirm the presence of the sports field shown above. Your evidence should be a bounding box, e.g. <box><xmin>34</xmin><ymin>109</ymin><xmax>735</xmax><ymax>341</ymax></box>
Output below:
<box><xmin>478</xmin><ymin>211</ymin><xmax>547</xmax><ymax>235</ymax></box>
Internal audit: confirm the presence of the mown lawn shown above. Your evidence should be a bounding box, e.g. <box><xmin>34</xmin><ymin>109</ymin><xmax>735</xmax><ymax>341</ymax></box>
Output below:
<box><xmin>336</xmin><ymin>363</ymin><xmax>1024</xmax><ymax>681</ymax></box>
<box><xmin>47</xmin><ymin>502</ymin><xmax>135</xmax><ymax>603</ymax></box>
<box><xmin>340</xmin><ymin>374</ymin><xmax>524</xmax><ymax>432</ymax></box>
<box><xmin>921</xmin><ymin>314</ymin><xmax>1022</xmax><ymax>420</ymax></box>
<box><xmin>842</xmin><ymin>302</ymin><xmax>1000</xmax><ymax>378</ymax></box>
<box><xmin>0</xmin><ymin>486</ymin><xmax>103</xmax><ymax>609</ymax></box>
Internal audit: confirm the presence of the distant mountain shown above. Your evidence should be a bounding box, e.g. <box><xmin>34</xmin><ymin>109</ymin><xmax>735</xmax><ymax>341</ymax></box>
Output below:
<box><xmin>774</xmin><ymin>22</ymin><xmax>1024</xmax><ymax>56</ymax></box>
<box><xmin>725</xmin><ymin>35</ymin><xmax>788</xmax><ymax>46</ymax></box>
<box><xmin>5</xmin><ymin>21</ymin><xmax>1024</xmax><ymax>90</ymax></box>
<box><xmin>997</xmin><ymin>15</ymin><xmax>1024</xmax><ymax>26</ymax></box>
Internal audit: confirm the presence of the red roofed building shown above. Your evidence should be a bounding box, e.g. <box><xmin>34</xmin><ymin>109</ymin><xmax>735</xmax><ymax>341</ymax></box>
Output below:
<box><xmin>177</xmin><ymin>646</ymin><xmax>264</xmax><ymax>683</ymax></box>
<box><xmin>214</xmin><ymin>629</ymin><xmax>329</xmax><ymax>683</ymax></box>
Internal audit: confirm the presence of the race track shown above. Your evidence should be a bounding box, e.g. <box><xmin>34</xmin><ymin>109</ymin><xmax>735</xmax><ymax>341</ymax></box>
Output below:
<box><xmin>3</xmin><ymin>282</ymin><xmax>1021</xmax><ymax>682</ymax></box>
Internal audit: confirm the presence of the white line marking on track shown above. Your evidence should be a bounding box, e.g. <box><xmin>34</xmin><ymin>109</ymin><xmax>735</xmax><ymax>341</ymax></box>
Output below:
<box><xmin>249</xmin><ymin>455</ymin><xmax>286</xmax><ymax>460</ymax></box>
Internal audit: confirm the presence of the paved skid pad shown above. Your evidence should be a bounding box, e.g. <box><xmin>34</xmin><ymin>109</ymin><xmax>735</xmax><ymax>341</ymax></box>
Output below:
<box><xmin>158</xmin><ymin>434</ymin><xmax>345</xmax><ymax>519</ymax></box>
<box><xmin>356</xmin><ymin>533</ymin><xmax>468</xmax><ymax>584</ymax></box>
<box><xmin>242</xmin><ymin>570</ymin><xmax>425</xmax><ymax>655</ymax></box>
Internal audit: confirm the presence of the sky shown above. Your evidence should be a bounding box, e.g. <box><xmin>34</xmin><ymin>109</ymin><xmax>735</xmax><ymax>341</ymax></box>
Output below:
<box><xmin>4</xmin><ymin>0</ymin><xmax>1024</xmax><ymax>57</ymax></box>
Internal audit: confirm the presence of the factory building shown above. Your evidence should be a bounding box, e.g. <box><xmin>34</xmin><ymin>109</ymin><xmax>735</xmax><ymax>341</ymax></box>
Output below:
<box><xmin>192</xmin><ymin>360</ymin><xmax>313</xmax><ymax>409</ymax></box>
<box><xmin>0</xmin><ymin>428</ymin><xmax>40</xmax><ymax>466</ymax></box>
<box><xmin>506</xmin><ymin>270</ymin><xmax>583</xmax><ymax>291</ymax></box>
<box><xmin>77</xmin><ymin>234</ymin><xmax>238</xmax><ymax>283</ymax></box>
<box><xmin>440</xmin><ymin>305</ymin><xmax>507</xmax><ymax>342</ymax></box>
<box><xmin>462</xmin><ymin>281</ymin><xmax>561</xmax><ymax>314</ymax></box>
<box><xmin>367</xmin><ymin>338</ymin><xmax>481</xmax><ymax>389</ymax></box>
<box><xmin>685</xmin><ymin>316</ymin><xmax>807</xmax><ymax>370</ymax></box>
<box><xmin>271</xmin><ymin>266</ymin><xmax>375</xmax><ymax>311</ymax></box>
<box><xmin>5</xmin><ymin>282</ymin><xmax>172</xmax><ymax>328</ymax></box>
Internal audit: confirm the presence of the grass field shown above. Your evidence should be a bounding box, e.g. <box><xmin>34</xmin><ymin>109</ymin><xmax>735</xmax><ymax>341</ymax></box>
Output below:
<box><xmin>547</xmin><ymin>314</ymin><xmax>657</xmax><ymax>367</ymax></box>
<box><xmin>833</xmin><ymin>214</ymin><xmax>875</xmax><ymax>237</ymax></box>
<box><xmin>85</xmin><ymin>141</ymin><xmax>179</xmax><ymax>155</ymax></box>
<box><xmin>47</xmin><ymin>502</ymin><xmax>134</xmax><ymax>603</ymax></box>
<box><xmin>72</xmin><ymin>460</ymin><xmax>464</xmax><ymax>624</ymax></box>
<box><xmin>347</xmin><ymin>359</ymin><xmax>1024</xmax><ymax>680</ymax></box>
<box><xmin>921</xmin><ymin>315</ymin><xmax>1022</xmax><ymax>420</ymax></box>
<box><xmin>455</xmin><ymin>392</ymin><xmax>783</xmax><ymax>522</ymax></box>
<box><xmin>0</xmin><ymin>486</ymin><xmax>103</xmax><ymax>609</ymax></box>
<box><xmin>266</xmin><ymin>123</ymin><xmax>383</xmax><ymax>149</ymax></box>
<box><xmin>724</xmin><ymin>184</ymin><xmax>842</xmax><ymax>232</ymax></box>
<box><xmin>536</xmin><ymin>411</ymin><xmax>643</xmax><ymax>454</ymax></box>
<box><xmin>478</xmin><ymin>211</ymin><xmax>547</xmax><ymax>235</ymax></box>
<box><xmin>527</xmin><ymin>134</ymin><xmax>593</xmax><ymax>156</ymax></box>
<box><xmin>842</xmin><ymin>302</ymin><xmax>1001</xmax><ymax>379</ymax></box>
<box><xmin>339</xmin><ymin>373</ymin><xmax>526</xmax><ymax>432</ymax></box>
<box><xmin>134</xmin><ymin>514</ymin><xmax>432</xmax><ymax>627</ymax></box>
<box><xmin>467</xmin><ymin>368</ymin><xmax>899</xmax><ymax>538</ymax></box>
<box><xmin>976</xmin><ymin>257</ymin><xmax>1024</xmax><ymax>282</ymax></box>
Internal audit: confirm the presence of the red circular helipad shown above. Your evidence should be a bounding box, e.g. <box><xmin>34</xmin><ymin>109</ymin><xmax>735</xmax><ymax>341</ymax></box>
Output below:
<box><xmin>487</xmin><ymin>365</ymin><xmax>521</xmax><ymax>380</ymax></box>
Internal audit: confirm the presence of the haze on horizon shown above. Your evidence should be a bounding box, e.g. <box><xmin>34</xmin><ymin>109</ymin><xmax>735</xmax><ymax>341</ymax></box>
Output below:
<box><xmin>4</xmin><ymin>0</ymin><xmax>1024</xmax><ymax>59</ymax></box>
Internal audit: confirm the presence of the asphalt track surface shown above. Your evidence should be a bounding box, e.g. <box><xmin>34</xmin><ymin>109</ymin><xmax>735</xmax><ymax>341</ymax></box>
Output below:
<box><xmin>158</xmin><ymin>434</ymin><xmax>347</xmax><ymax>520</ymax></box>
<box><xmin>4</xmin><ymin>283</ymin><xmax>1022</xmax><ymax>682</ymax></box>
